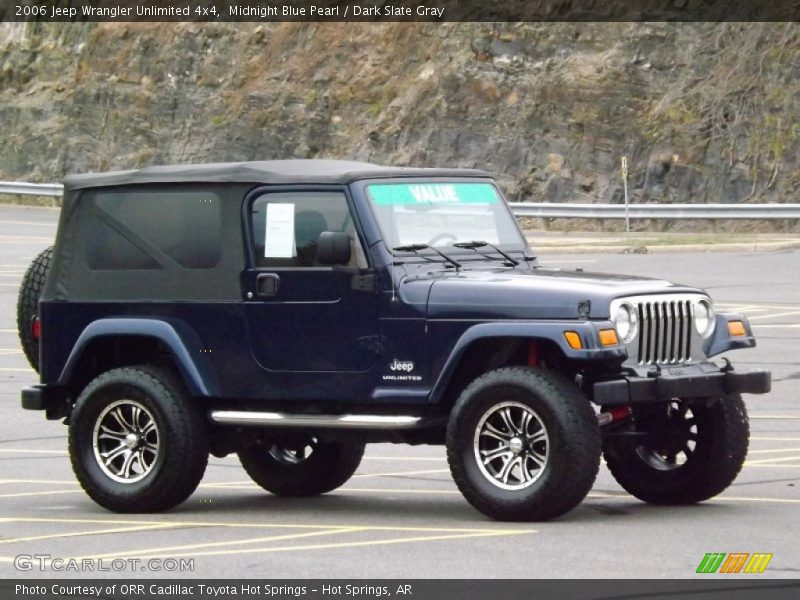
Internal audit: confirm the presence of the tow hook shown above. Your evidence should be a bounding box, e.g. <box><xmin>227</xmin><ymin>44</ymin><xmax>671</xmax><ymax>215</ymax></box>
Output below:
<box><xmin>597</xmin><ymin>406</ymin><xmax>632</xmax><ymax>426</ymax></box>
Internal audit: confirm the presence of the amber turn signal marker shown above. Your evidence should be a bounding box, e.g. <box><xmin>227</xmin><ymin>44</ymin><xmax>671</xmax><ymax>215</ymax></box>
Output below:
<box><xmin>564</xmin><ymin>331</ymin><xmax>583</xmax><ymax>350</ymax></box>
<box><xmin>598</xmin><ymin>329</ymin><xmax>619</xmax><ymax>346</ymax></box>
<box><xmin>728</xmin><ymin>321</ymin><xmax>746</xmax><ymax>336</ymax></box>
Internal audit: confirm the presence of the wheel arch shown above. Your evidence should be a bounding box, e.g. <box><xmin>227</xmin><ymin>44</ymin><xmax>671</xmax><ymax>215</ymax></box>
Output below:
<box><xmin>429</xmin><ymin>322</ymin><xmax>593</xmax><ymax>409</ymax></box>
<box><xmin>59</xmin><ymin>318</ymin><xmax>217</xmax><ymax>398</ymax></box>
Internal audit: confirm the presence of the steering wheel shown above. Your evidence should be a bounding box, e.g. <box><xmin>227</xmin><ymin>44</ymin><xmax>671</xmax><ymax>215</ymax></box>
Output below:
<box><xmin>427</xmin><ymin>233</ymin><xmax>457</xmax><ymax>246</ymax></box>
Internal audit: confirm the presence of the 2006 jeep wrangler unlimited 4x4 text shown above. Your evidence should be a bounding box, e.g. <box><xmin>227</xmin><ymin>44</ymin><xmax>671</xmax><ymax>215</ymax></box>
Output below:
<box><xmin>18</xmin><ymin>160</ymin><xmax>770</xmax><ymax>521</ymax></box>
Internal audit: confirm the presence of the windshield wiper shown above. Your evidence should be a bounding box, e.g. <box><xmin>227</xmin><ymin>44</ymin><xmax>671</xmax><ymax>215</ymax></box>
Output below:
<box><xmin>393</xmin><ymin>244</ymin><xmax>462</xmax><ymax>271</ymax></box>
<box><xmin>453</xmin><ymin>240</ymin><xmax>519</xmax><ymax>267</ymax></box>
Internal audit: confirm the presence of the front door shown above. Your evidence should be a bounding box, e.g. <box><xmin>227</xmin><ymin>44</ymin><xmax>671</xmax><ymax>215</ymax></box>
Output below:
<box><xmin>243</xmin><ymin>189</ymin><xmax>379</xmax><ymax>387</ymax></box>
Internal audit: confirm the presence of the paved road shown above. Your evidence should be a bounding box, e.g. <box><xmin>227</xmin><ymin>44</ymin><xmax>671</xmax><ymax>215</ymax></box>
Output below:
<box><xmin>0</xmin><ymin>205</ymin><xmax>797</xmax><ymax>579</ymax></box>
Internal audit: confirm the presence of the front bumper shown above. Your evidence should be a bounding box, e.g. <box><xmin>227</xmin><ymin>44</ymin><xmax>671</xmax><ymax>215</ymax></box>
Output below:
<box><xmin>592</xmin><ymin>362</ymin><xmax>771</xmax><ymax>406</ymax></box>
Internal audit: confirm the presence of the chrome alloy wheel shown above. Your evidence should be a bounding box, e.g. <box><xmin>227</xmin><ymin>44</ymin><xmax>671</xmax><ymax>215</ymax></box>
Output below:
<box><xmin>92</xmin><ymin>399</ymin><xmax>159</xmax><ymax>483</ymax></box>
<box><xmin>473</xmin><ymin>401</ymin><xmax>549</xmax><ymax>490</ymax></box>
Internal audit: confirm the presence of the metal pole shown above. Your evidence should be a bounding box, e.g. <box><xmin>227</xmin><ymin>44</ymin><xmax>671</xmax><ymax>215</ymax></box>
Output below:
<box><xmin>621</xmin><ymin>156</ymin><xmax>630</xmax><ymax>238</ymax></box>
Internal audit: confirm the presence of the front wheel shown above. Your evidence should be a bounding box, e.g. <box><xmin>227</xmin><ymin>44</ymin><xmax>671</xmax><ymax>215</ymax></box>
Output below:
<box><xmin>446</xmin><ymin>366</ymin><xmax>601</xmax><ymax>521</ymax></box>
<box><xmin>237</xmin><ymin>435</ymin><xmax>364</xmax><ymax>496</ymax></box>
<box><xmin>603</xmin><ymin>395</ymin><xmax>749</xmax><ymax>505</ymax></box>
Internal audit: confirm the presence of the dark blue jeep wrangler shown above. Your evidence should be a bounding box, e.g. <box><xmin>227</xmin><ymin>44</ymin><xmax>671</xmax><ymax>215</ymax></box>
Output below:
<box><xmin>18</xmin><ymin>160</ymin><xmax>770</xmax><ymax>521</ymax></box>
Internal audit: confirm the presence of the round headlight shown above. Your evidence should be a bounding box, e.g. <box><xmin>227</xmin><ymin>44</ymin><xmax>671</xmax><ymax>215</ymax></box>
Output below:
<box><xmin>613</xmin><ymin>303</ymin><xmax>639</xmax><ymax>343</ymax></box>
<box><xmin>694</xmin><ymin>299</ymin><xmax>716</xmax><ymax>338</ymax></box>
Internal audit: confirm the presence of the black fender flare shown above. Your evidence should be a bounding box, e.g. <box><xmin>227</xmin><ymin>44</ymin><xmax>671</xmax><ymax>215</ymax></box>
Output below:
<box><xmin>58</xmin><ymin>318</ymin><xmax>218</xmax><ymax>397</ymax></box>
<box><xmin>428</xmin><ymin>320</ymin><xmax>625</xmax><ymax>404</ymax></box>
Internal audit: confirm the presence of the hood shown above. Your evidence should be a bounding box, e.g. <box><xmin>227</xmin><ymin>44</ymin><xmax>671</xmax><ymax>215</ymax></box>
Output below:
<box><xmin>422</xmin><ymin>266</ymin><xmax>702</xmax><ymax>320</ymax></box>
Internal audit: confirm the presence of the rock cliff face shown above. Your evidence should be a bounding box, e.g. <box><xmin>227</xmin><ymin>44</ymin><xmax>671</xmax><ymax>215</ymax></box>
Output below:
<box><xmin>1</xmin><ymin>22</ymin><xmax>798</xmax><ymax>207</ymax></box>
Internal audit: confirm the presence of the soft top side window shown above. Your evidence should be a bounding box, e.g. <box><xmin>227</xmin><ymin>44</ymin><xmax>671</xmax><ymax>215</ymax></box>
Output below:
<box><xmin>250</xmin><ymin>191</ymin><xmax>367</xmax><ymax>268</ymax></box>
<box><xmin>85</xmin><ymin>189</ymin><xmax>222</xmax><ymax>271</ymax></box>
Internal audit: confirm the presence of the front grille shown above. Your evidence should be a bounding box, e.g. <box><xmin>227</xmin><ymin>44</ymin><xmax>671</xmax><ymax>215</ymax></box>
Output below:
<box><xmin>636</xmin><ymin>299</ymin><xmax>693</xmax><ymax>364</ymax></box>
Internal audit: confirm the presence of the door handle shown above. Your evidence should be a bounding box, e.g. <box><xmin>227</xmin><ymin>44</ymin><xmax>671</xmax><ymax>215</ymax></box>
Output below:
<box><xmin>256</xmin><ymin>273</ymin><xmax>280</xmax><ymax>297</ymax></box>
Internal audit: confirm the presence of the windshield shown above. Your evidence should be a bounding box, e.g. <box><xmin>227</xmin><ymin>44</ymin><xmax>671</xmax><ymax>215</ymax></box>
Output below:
<box><xmin>365</xmin><ymin>181</ymin><xmax>527</xmax><ymax>253</ymax></box>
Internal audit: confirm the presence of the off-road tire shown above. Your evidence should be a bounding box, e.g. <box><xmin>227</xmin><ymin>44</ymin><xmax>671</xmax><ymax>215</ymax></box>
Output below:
<box><xmin>446</xmin><ymin>366</ymin><xmax>601</xmax><ymax>521</ymax></box>
<box><xmin>69</xmin><ymin>366</ymin><xmax>208</xmax><ymax>512</ymax></box>
<box><xmin>238</xmin><ymin>439</ymin><xmax>364</xmax><ymax>497</ymax></box>
<box><xmin>17</xmin><ymin>245</ymin><xmax>53</xmax><ymax>372</ymax></box>
<box><xmin>604</xmin><ymin>394</ymin><xmax>749</xmax><ymax>505</ymax></box>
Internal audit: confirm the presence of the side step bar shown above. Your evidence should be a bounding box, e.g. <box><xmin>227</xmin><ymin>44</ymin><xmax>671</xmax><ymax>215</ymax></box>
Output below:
<box><xmin>209</xmin><ymin>411</ymin><xmax>423</xmax><ymax>430</ymax></box>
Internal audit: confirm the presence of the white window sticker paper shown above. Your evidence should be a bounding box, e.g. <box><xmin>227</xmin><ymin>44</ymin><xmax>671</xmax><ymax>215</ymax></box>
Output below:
<box><xmin>264</xmin><ymin>203</ymin><xmax>295</xmax><ymax>258</ymax></box>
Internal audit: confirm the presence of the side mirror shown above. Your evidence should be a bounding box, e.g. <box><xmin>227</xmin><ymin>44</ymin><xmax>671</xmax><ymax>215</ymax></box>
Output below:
<box><xmin>316</xmin><ymin>231</ymin><xmax>351</xmax><ymax>265</ymax></box>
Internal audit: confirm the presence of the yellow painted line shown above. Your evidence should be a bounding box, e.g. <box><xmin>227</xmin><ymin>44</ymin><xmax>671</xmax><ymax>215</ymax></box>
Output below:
<box><xmin>749</xmin><ymin>310</ymin><xmax>800</xmax><ymax>321</ymax></box>
<box><xmin>0</xmin><ymin>367</ymin><xmax>35</xmax><ymax>373</ymax></box>
<box><xmin>344</xmin><ymin>487</ymin><xmax>460</xmax><ymax>495</ymax></box>
<box><xmin>589</xmin><ymin>491</ymin><xmax>800</xmax><ymax>504</ymax></box>
<box><xmin>0</xmin><ymin>516</ymin><xmax>509</xmax><ymax>534</ymax></box>
<box><xmin>0</xmin><ymin>523</ymin><xmax>180</xmax><ymax>545</ymax></box>
<box><xmin>199</xmin><ymin>481</ymin><xmax>255</xmax><ymax>488</ymax></box>
<box><xmin>353</xmin><ymin>468</ymin><xmax>450</xmax><ymax>479</ymax></box>
<box><xmin>0</xmin><ymin>450</ymin><xmax>68</xmax><ymax>455</ymax></box>
<box><xmin>79</xmin><ymin>527</ymin><xmax>366</xmax><ymax>561</ymax></box>
<box><xmin>748</xmin><ymin>447</ymin><xmax>800</xmax><ymax>454</ymax></box>
<box><xmin>363</xmin><ymin>456</ymin><xmax>445</xmax><ymax>462</ymax></box>
<box><xmin>0</xmin><ymin>219</ymin><xmax>57</xmax><ymax>227</ymax></box>
<box><xmin>89</xmin><ymin>530</ymin><xmax>535</xmax><ymax>561</ymax></box>
<box><xmin>0</xmin><ymin>479</ymin><xmax>74</xmax><ymax>485</ymax></box>
<box><xmin>716</xmin><ymin>496</ymin><xmax>800</xmax><ymax>504</ymax></box>
<box><xmin>717</xmin><ymin>303</ymin><xmax>800</xmax><ymax>311</ymax></box>
<box><xmin>206</xmin><ymin>484</ymin><xmax>461</xmax><ymax>495</ymax></box>
<box><xmin>745</xmin><ymin>455</ymin><xmax>800</xmax><ymax>465</ymax></box>
<box><xmin>0</xmin><ymin>329</ymin><xmax>18</xmax><ymax>333</ymax></box>
<box><xmin>0</xmin><ymin>490</ymin><xmax>81</xmax><ymax>499</ymax></box>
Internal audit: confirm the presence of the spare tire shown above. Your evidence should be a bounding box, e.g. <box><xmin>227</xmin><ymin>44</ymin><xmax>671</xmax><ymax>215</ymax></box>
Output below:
<box><xmin>17</xmin><ymin>246</ymin><xmax>53</xmax><ymax>373</ymax></box>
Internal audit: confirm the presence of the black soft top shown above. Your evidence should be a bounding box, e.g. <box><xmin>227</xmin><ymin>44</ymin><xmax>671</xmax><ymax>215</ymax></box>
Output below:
<box><xmin>63</xmin><ymin>159</ymin><xmax>490</xmax><ymax>190</ymax></box>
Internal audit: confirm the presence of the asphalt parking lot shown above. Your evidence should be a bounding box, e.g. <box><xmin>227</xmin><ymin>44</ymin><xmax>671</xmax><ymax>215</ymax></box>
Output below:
<box><xmin>0</xmin><ymin>204</ymin><xmax>797</xmax><ymax>579</ymax></box>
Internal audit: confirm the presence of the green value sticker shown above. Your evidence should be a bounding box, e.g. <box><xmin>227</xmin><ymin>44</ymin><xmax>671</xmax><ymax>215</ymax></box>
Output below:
<box><xmin>368</xmin><ymin>183</ymin><xmax>499</xmax><ymax>206</ymax></box>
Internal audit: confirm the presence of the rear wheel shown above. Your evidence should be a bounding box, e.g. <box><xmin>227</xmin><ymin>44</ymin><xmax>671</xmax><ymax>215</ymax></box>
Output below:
<box><xmin>446</xmin><ymin>366</ymin><xmax>601</xmax><ymax>521</ymax></box>
<box><xmin>69</xmin><ymin>366</ymin><xmax>208</xmax><ymax>512</ymax></box>
<box><xmin>238</xmin><ymin>435</ymin><xmax>364</xmax><ymax>496</ymax></box>
<box><xmin>17</xmin><ymin>245</ymin><xmax>53</xmax><ymax>372</ymax></box>
<box><xmin>603</xmin><ymin>395</ymin><xmax>749</xmax><ymax>504</ymax></box>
